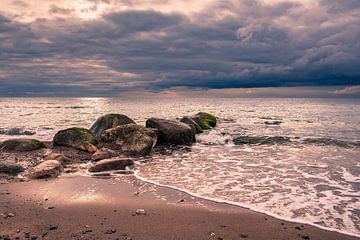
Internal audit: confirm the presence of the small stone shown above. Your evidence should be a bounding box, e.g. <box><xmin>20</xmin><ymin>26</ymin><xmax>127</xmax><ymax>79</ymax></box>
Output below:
<box><xmin>295</xmin><ymin>226</ymin><xmax>302</xmax><ymax>230</ymax></box>
<box><xmin>135</xmin><ymin>209</ymin><xmax>146</xmax><ymax>215</ymax></box>
<box><xmin>47</xmin><ymin>206</ymin><xmax>55</xmax><ymax>209</ymax></box>
<box><xmin>300</xmin><ymin>234</ymin><xmax>310</xmax><ymax>240</ymax></box>
<box><xmin>82</xmin><ymin>229</ymin><xmax>92</xmax><ymax>234</ymax></box>
<box><xmin>209</xmin><ymin>231</ymin><xmax>216</xmax><ymax>236</ymax></box>
<box><xmin>7</xmin><ymin>213</ymin><xmax>15</xmax><ymax>217</ymax></box>
<box><xmin>85</xmin><ymin>225</ymin><xmax>90</xmax><ymax>228</ymax></box>
<box><xmin>49</xmin><ymin>224</ymin><xmax>58</xmax><ymax>230</ymax></box>
<box><xmin>240</xmin><ymin>233</ymin><xmax>248</xmax><ymax>238</ymax></box>
<box><xmin>104</xmin><ymin>228</ymin><xmax>117</xmax><ymax>234</ymax></box>
<box><xmin>30</xmin><ymin>236</ymin><xmax>38</xmax><ymax>240</ymax></box>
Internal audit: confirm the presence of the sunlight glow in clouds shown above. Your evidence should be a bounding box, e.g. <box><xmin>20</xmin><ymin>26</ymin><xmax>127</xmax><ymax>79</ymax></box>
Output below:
<box><xmin>0</xmin><ymin>0</ymin><xmax>359</xmax><ymax>96</ymax></box>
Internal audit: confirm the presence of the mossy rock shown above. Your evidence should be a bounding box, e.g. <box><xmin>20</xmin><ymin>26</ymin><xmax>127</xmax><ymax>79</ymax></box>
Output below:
<box><xmin>0</xmin><ymin>139</ymin><xmax>45</xmax><ymax>152</ymax></box>
<box><xmin>192</xmin><ymin>112</ymin><xmax>217</xmax><ymax>129</ymax></box>
<box><xmin>180</xmin><ymin>116</ymin><xmax>203</xmax><ymax>134</ymax></box>
<box><xmin>53</xmin><ymin>127</ymin><xmax>97</xmax><ymax>152</ymax></box>
<box><xmin>90</xmin><ymin>114</ymin><xmax>135</xmax><ymax>138</ymax></box>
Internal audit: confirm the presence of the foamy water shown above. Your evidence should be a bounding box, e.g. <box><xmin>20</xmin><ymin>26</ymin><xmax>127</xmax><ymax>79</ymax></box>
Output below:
<box><xmin>0</xmin><ymin>97</ymin><xmax>359</xmax><ymax>236</ymax></box>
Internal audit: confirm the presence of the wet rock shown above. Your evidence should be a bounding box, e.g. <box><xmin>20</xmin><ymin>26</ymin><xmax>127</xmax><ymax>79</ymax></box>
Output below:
<box><xmin>28</xmin><ymin>160</ymin><xmax>63</xmax><ymax>179</ymax></box>
<box><xmin>191</xmin><ymin>112</ymin><xmax>217</xmax><ymax>129</ymax></box>
<box><xmin>104</xmin><ymin>229</ymin><xmax>117</xmax><ymax>234</ymax></box>
<box><xmin>146</xmin><ymin>118</ymin><xmax>195</xmax><ymax>145</ymax></box>
<box><xmin>92</xmin><ymin>148</ymin><xmax>118</xmax><ymax>161</ymax></box>
<box><xmin>0</xmin><ymin>139</ymin><xmax>45</xmax><ymax>152</ymax></box>
<box><xmin>53</xmin><ymin>127</ymin><xmax>97</xmax><ymax>153</ymax></box>
<box><xmin>180</xmin><ymin>116</ymin><xmax>203</xmax><ymax>134</ymax></box>
<box><xmin>88</xmin><ymin>157</ymin><xmax>134</xmax><ymax>172</ymax></box>
<box><xmin>233</xmin><ymin>136</ymin><xmax>291</xmax><ymax>145</ymax></box>
<box><xmin>101</xmin><ymin>124</ymin><xmax>158</xmax><ymax>156</ymax></box>
<box><xmin>45</xmin><ymin>153</ymin><xmax>72</xmax><ymax>165</ymax></box>
<box><xmin>90</xmin><ymin>114</ymin><xmax>135</xmax><ymax>138</ymax></box>
<box><xmin>0</xmin><ymin>161</ymin><xmax>24</xmax><ymax>174</ymax></box>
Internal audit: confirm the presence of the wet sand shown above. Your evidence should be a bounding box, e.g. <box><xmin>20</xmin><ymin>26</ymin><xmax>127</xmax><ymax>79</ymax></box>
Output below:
<box><xmin>0</xmin><ymin>175</ymin><xmax>358</xmax><ymax>240</ymax></box>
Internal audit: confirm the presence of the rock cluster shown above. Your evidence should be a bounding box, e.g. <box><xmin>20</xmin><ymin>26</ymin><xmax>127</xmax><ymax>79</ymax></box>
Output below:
<box><xmin>0</xmin><ymin>112</ymin><xmax>217</xmax><ymax>178</ymax></box>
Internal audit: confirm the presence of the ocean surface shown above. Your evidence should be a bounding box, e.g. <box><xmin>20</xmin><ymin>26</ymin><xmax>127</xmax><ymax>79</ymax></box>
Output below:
<box><xmin>0</xmin><ymin>97</ymin><xmax>359</xmax><ymax>236</ymax></box>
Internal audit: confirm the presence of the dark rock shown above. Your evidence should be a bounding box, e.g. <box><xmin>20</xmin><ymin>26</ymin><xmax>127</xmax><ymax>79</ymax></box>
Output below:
<box><xmin>239</xmin><ymin>233</ymin><xmax>248</xmax><ymax>238</ymax></box>
<box><xmin>92</xmin><ymin>148</ymin><xmax>118</xmax><ymax>161</ymax></box>
<box><xmin>90</xmin><ymin>114</ymin><xmax>135</xmax><ymax>138</ymax></box>
<box><xmin>104</xmin><ymin>229</ymin><xmax>117</xmax><ymax>234</ymax></box>
<box><xmin>146</xmin><ymin>118</ymin><xmax>195</xmax><ymax>145</ymax></box>
<box><xmin>0</xmin><ymin>139</ymin><xmax>45</xmax><ymax>152</ymax></box>
<box><xmin>300</xmin><ymin>234</ymin><xmax>310</xmax><ymax>240</ymax></box>
<box><xmin>28</xmin><ymin>160</ymin><xmax>63</xmax><ymax>179</ymax></box>
<box><xmin>88</xmin><ymin>157</ymin><xmax>134</xmax><ymax>172</ymax></box>
<box><xmin>53</xmin><ymin>127</ymin><xmax>97</xmax><ymax>153</ymax></box>
<box><xmin>0</xmin><ymin>161</ymin><xmax>24</xmax><ymax>174</ymax></box>
<box><xmin>180</xmin><ymin>116</ymin><xmax>203</xmax><ymax>134</ymax></box>
<box><xmin>191</xmin><ymin>112</ymin><xmax>217</xmax><ymax>129</ymax></box>
<box><xmin>101</xmin><ymin>124</ymin><xmax>158</xmax><ymax>156</ymax></box>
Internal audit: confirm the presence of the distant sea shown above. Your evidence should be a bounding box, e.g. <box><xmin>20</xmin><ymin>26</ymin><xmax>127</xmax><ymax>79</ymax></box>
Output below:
<box><xmin>0</xmin><ymin>97</ymin><xmax>359</xmax><ymax>236</ymax></box>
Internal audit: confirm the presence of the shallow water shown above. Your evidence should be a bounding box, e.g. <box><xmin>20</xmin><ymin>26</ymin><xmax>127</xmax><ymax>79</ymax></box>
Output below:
<box><xmin>0</xmin><ymin>97</ymin><xmax>359</xmax><ymax>236</ymax></box>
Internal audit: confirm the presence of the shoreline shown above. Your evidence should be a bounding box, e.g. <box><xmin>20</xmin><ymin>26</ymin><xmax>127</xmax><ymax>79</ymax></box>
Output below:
<box><xmin>0</xmin><ymin>175</ymin><xmax>358</xmax><ymax>240</ymax></box>
<box><xmin>134</xmin><ymin>172</ymin><xmax>360</xmax><ymax>239</ymax></box>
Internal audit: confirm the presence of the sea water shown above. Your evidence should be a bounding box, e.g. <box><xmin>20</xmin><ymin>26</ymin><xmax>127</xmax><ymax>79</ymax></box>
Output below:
<box><xmin>0</xmin><ymin>97</ymin><xmax>359</xmax><ymax>236</ymax></box>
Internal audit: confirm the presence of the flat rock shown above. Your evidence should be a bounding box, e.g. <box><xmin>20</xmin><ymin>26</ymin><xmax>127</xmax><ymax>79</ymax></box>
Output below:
<box><xmin>0</xmin><ymin>161</ymin><xmax>24</xmax><ymax>174</ymax></box>
<box><xmin>88</xmin><ymin>157</ymin><xmax>134</xmax><ymax>172</ymax></box>
<box><xmin>53</xmin><ymin>127</ymin><xmax>97</xmax><ymax>153</ymax></box>
<box><xmin>92</xmin><ymin>148</ymin><xmax>118</xmax><ymax>161</ymax></box>
<box><xmin>0</xmin><ymin>139</ymin><xmax>45</xmax><ymax>152</ymax></box>
<box><xmin>45</xmin><ymin>153</ymin><xmax>72</xmax><ymax>165</ymax></box>
<box><xmin>146</xmin><ymin>118</ymin><xmax>195</xmax><ymax>145</ymax></box>
<box><xmin>101</xmin><ymin>124</ymin><xmax>158</xmax><ymax>156</ymax></box>
<box><xmin>28</xmin><ymin>160</ymin><xmax>63</xmax><ymax>179</ymax></box>
<box><xmin>90</xmin><ymin>114</ymin><xmax>135</xmax><ymax>138</ymax></box>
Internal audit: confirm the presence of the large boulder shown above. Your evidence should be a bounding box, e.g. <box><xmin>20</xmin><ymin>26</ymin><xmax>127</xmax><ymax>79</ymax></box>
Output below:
<box><xmin>180</xmin><ymin>116</ymin><xmax>203</xmax><ymax>134</ymax></box>
<box><xmin>28</xmin><ymin>160</ymin><xmax>63</xmax><ymax>179</ymax></box>
<box><xmin>0</xmin><ymin>161</ymin><xmax>24</xmax><ymax>174</ymax></box>
<box><xmin>53</xmin><ymin>127</ymin><xmax>97</xmax><ymax>153</ymax></box>
<box><xmin>0</xmin><ymin>139</ymin><xmax>45</xmax><ymax>152</ymax></box>
<box><xmin>191</xmin><ymin>112</ymin><xmax>217</xmax><ymax>129</ymax></box>
<box><xmin>146</xmin><ymin>118</ymin><xmax>195</xmax><ymax>145</ymax></box>
<box><xmin>88</xmin><ymin>157</ymin><xmax>134</xmax><ymax>172</ymax></box>
<box><xmin>90</xmin><ymin>114</ymin><xmax>135</xmax><ymax>138</ymax></box>
<box><xmin>101</xmin><ymin>124</ymin><xmax>158</xmax><ymax>156</ymax></box>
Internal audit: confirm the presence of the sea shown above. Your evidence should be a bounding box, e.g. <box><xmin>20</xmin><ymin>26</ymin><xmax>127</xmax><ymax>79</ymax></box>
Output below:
<box><xmin>0</xmin><ymin>97</ymin><xmax>359</xmax><ymax>237</ymax></box>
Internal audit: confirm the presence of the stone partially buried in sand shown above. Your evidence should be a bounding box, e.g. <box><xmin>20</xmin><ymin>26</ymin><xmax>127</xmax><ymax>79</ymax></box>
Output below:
<box><xmin>191</xmin><ymin>112</ymin><xmax>217</xmax><ymax>130</ymax></box>
<box><xmin>0</xmin><ymin>161</ymin><xmax>24</xmax><ymax>174</ymax></box>
<box><xmin>0</xmin><ymin>139</ymin><xmax>45</xmax><ymax>152</ymax></box>
<box><xmin>29</xmin><ymin>160</ymin><xmax>63</xmax><ymax>179</ymax></box>
<box><xmin>90</xmin><ymin>114</ymin><xmax>135</xmax><ymax>138</ymax></box>
<box><xmin>88</xmin><ymin>157</ymin><xmax>134</xmax><ymax>172</ymax></box>
<box><xmin>53</xmin><ymin>127</ymin><xmax>97</xmax><ymax>153</ymax></box>
<box><xmin>146</xmin><ymin>118</ymin><xmax>195</xmax><ymax>145</ymax></box>
<box><xmin>101</xmin><ymin>124</ymin><xmax>158</xmax><ymax>156</ymax></box>
<box><xmin>92</xmin><ymin>148</ymin><xmax>118</xmax><ymax>161</ymax></box>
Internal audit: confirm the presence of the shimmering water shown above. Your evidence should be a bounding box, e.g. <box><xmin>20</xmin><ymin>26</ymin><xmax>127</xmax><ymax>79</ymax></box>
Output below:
<box><xmin>0</xmin><ymin>97</ymin><xmax>359</xmax><ymax>236</ymax></box>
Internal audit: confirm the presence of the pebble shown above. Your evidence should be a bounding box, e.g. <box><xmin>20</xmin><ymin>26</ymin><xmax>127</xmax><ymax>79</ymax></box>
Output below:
<box><xmin>47</xmin><ymin>206</ymin><xmax>55</xmax><ymax>209</ymax></box>
<box><xmin>300</xmin><ymin>234</ymin><xmax>310</xmax><ymax>240</ymax></box>
<box><xmin>49</xmin><ymin>224</ymin><xmax>58</xmax><ymax>230</ymax></box>
<box><xmin>7</xmin><ymin>213</ymin><xmax>15</xmax><ymax>218</ymax></box>
<box><xmin>239</xmin><ymin>233</ymin><xmax>248</xmax><ymax>238</ymax></box>
<box><xmin>104</xmin><ymin>228</ymin><xmax>117</xmax><ymax>234</ymax></box>
<box><xmin>135</xmin><ymin>209</ymin><xmax>146</xmax><ymax>215</ymax></box>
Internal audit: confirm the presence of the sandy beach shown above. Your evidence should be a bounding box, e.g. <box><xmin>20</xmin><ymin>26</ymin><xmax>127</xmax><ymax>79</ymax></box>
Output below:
<box><xmin>0</xmin><ymin>175</ymin><xmax>358</xmax><ymax>240</ymax></box>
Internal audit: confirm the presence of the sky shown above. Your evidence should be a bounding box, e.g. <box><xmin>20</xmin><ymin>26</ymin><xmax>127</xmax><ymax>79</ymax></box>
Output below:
<box><xmin>0</xmin><ymin>0</ymin><xmax>359</xmax><ymax>97</ymax></box>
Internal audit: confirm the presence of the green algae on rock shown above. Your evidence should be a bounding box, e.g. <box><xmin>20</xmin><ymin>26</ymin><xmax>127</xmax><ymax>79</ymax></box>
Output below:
<box><xmin>53</xmin><ymin>127</ymin><xmax>97</xmax><ymax>152</ymax></box>
<box><xmin>90</xmin><ymin>114</ymin><xmax>135</xmax><ymax>138</ymax></box>
<box><xmin>192</xmin><ymin>112</ymin><xmax>217</xmax><ymax>129</ymax></box>
<box><xmin>0</xmin><ymin>139</ymin><xmax>45</xmax><ymax>152</ymax></box>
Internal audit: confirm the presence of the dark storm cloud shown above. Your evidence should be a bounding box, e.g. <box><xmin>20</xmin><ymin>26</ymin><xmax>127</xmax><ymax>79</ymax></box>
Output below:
<box><xmin>0</xmin><ymin>0</ymin><xmax>360</xmax><ymax>96</ymax></box>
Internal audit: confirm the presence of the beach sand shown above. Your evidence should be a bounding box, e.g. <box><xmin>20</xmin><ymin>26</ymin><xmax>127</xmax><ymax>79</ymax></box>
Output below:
<box><xmin>0</xmin><ymin>175</ymin><xmax>358</xmax><ymax>240</ymax></box>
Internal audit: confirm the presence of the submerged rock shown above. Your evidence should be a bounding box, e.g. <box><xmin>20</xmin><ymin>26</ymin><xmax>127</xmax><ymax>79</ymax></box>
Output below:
<box><xmin>233</xmin><ymin>136</ymin><xmax>290</xmax><ymax>145</ymax></box>
<box><xmin>0</xmin><ymin>161</ymin><xmax>24</xmax><ymax>174</ymax></box>
<box><xmin>146</xmin><ymin>118</ymin><xmax>195</xmax><ymax>145</ymax></box>
<box><xmin>88</xmin><ymin>157</ymin><xmax>134</xmax><ymax>172</ymax></box>
<box><xmin>29</xmin><ymin>160</ymin><xmax>63</xmax><ymax>179</ymax></box>
<box><xmin>53</xmin><ymin>127</ymin><xmax>97</xmax><ymax>153</ymax></box>
<box><xmin>101</xmin><ymin>124</ymin><xmax>158</xmax><ymax>156</ymax></box>
<box><xmin>180</xmin><ymin>116</ymin><xmax>203</xmax><ymax>134</ymax></box>
<box><xmin>191</xmin><ymin>112</ymin><xmax>217</xmax><ymax>129</ymax></box>
<box><xmin>92</xmin><ymin>148</ymin><xmax>118</xmax><ymax>161</ymax></box>
<box><xmin>0</xmin><ymin>139</ymin><xmax>45</xmax><ymax>152</ymax></box>
<box><xmin>90</xmin><ymin>114</ymin><xmax>135</xmax><ymax>138</ymax></box>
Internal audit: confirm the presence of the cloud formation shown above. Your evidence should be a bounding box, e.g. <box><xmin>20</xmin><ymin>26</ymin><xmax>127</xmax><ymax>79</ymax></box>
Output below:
<box><xmin>0</xmin><ymin>0</ymin><xmax>359</xmax><ymax>96</ymax></box>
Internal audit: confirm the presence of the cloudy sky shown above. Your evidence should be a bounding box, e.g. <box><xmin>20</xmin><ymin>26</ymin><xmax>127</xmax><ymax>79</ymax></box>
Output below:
<box><xmin>0</xmin><ymin>0</ymin><xmax>359</xmax><ymax>97</ymax></box>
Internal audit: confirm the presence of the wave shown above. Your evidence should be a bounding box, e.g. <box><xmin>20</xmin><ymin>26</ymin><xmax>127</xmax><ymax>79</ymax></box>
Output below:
<box><xmin>0</xmin><ymin>128</ymin><xmax>35</xmax><ymax>136</ymax></box>
<box><xmin>233</xmin><ymin>135</ymin><xmax>360</xmax><ymax>148</ymax></box>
